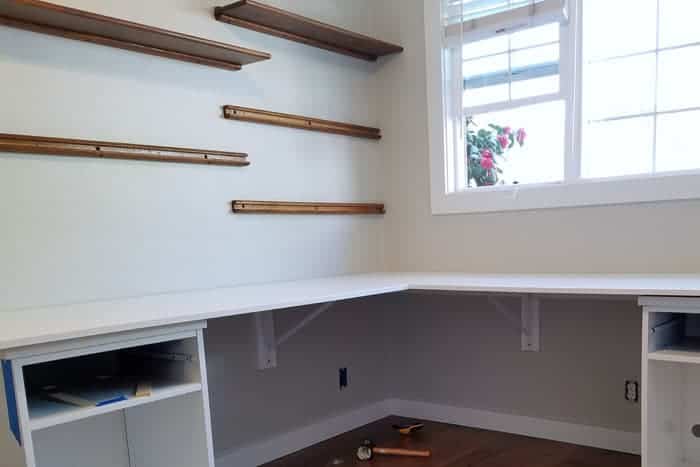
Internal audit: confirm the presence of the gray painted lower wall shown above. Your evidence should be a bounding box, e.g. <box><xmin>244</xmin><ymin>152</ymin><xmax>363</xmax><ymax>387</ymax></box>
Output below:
<box><xmin>384</xmin><ymin>294</ymin><xmax>641</xmax><ymax>433</ymax></box>
<box><xmin>205</xmin><ymin>296</ymin><xmax>396</xmax><ymax>458</ymax></box>
<box><xmin>203</xmin><ymin>293</ymin><xmax>642</xmax><ymax>458</ymax></box>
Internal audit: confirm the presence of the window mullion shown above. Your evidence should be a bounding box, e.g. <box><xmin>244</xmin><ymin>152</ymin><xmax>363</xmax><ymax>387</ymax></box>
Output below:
<box><xmin>566</xmin><ymin>0</ymin><xmax>582</xmax><ymax>182</ymax></box>
<box><xmin>651</xmin><ymin>0</ymin><xmax>661</xmax><ymax>174</ymax></box>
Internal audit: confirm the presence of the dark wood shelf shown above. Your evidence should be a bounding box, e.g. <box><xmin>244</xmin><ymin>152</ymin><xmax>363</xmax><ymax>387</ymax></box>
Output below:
<box><xmin>223</xmin><ymin>105</ymin><xmax>381</xmax><ymax>140</ymax></box>
<box><xmin>0</xmin><ymin>0</ymin><xmax>270</xmax><ymax>71</ymax></box>
<box><xmin>214</xmin><ymin>0</ymin><xmax>403</xmax><ymax>62</ymax></box>
<box><xmin>0</xmin><ymin>133</ymin><xmax>250</xmax><ymax>167</ymax></box>
<box><xmin>232</xmin><ymin>201</ymin><xmax>385</xmax><ymax>215</ymax></box>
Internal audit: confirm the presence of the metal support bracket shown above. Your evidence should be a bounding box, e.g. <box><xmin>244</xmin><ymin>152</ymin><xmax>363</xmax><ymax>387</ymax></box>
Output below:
<box><xmin>254</xmin><ymin>301</ymin><xmax>336</xmax><ymax>369</ymax></box>
<box><xmin>488</xmin><ymin>294</ymin><xmax>540</xmax><ymax>352</ymax></box>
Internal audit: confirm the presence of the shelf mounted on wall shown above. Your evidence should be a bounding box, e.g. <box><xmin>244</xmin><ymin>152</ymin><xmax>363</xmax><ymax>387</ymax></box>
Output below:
<box><xmin>214</xmin><ymin>0</ymin><xmax>403</xmax><ymax>62</ymax></box>
<box><xmin>232</xmin><ymin>200</ymin><xmax>386</xmax><ymax>215</ymax></box>
<box><xmin>0</xmin><ymin>0</ymin><xmax>271</xmax><ymax>71</ymax></box>
<box><xmin>223</xmin><ymin>106</ymin><xmax>382</xmax><ymax>140</ymax></box>
<box><xmin>0</xmin><ymin>134</ymin><xmax>250</xmax><ymax>167</ymax></box>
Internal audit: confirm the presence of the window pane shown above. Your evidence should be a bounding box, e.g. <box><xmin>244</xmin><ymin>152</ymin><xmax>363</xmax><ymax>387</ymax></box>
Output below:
<box><xmin>659</xmin><ymin>0</ymin><xmax>700</xmax><ymax>48</ymax></box>
<box><xmin>582</xmin><ymin>117</ymin><xmax>655</xmax><ymax>179</ymax></box>
<box><xmin>657</xmin><ymin>46</ymin><xmax>700</xmax><ymax>112</ymax></box>
<box><xmin>511</xmin><ymin>44</ymin><xmax>559</xmax><ymax>70</ymax></box>
<box><xmin>463</xmin><ymin>53</ymin><xmax>508</xmax><ymax>84</ymax></box>
<box><xmin>466</xmin><ymin>100</ymin><xmax>565</xmax><ymax>187</ymax></box>
<box><xmin>463</xmin><ymin>35</ymin><xmax>509</xmax><ymax>60</ymax></box>
<box><xmin>464</xmin><ymin>84</ymin><xmax>509</xmax><ymax>107</ymax></box>
<box><xmin>463</xmin><ymin>53</ymin><xmax>509</xmax><ymax>106</ymax></box>
<box><xmin>511</xmin><ymin>23</ymin><xmax>559</xmax><ymax>49</ymax></box>
<box><xmin>656</xmin><ymin>110</ymin><xmax>700</xmax><ymax>173</ymax></box>
<box><xmin>583</xmin><ymin>0</ymin><xmax>657</xmax><ymax>60</ymax></box>
<box><xmin>511</xmin><ymin>75</ymin><xmax>559</xmax><ymax>99</ymax></box>
<box><xmin>584</xmin><ymin>54</ymin><xmax>656</xmax><ymax>121</ymax></box>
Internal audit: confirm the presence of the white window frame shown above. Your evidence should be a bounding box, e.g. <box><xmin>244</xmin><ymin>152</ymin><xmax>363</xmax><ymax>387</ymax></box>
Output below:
<box><xmin>425</xmin><ymin>0</ymin><xmax>700</xmax><ymax>214</ymax></box>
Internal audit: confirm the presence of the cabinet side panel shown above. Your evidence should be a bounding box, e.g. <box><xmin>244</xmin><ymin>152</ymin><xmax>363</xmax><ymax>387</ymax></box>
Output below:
<box><xmin>125</xmin><ymin>392</ymin><xmax>209</xmax><ymax>467</ymax></box>
<box><xmin>682</xmin><ymin>365</ymin><xmax>700</xmax><ymax>463</ymax></box>
<box><xmin>33</xmin><ymin>412</ymin><xmax>130</xmax><ymax>467</ymax></box>
<box><xmin>0</xmin><ymin>364</ymin><xmax>25</xmax><ymax>467</ymax></box>
<box><xmin>646</xmin><ymin>361</ymin><xmax>683</xmax><ymax>467</ymax></box>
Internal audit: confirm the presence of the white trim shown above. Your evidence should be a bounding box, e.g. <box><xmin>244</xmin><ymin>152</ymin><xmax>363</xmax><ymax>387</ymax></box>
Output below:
<box><xmin>214</xmin><ymin>401</ymin><xmax>391</xmax><ymax>467</ymax></box>
<box><xmin>215</xmin><ymin>398</ymin><xmax>640</xmax><ymax>467</ymax></box>
<box><xmin>390</xmin><ymin>399</ymin><xmax>641</xmax><ymax>455</ymax></box>
<box><xmin>464</xmin><ymin>91</ymin><xmax>562</xmax><ymax>116</ymax></box>
<box><xmin>638</xmin><ymin>296</ymin><xmax>700</xmax><ymax>312</ymax></box>
<box><xmin>431</xmin><ymin>169</ymin><xmax>700</xmax><ymax>214</ymax></box>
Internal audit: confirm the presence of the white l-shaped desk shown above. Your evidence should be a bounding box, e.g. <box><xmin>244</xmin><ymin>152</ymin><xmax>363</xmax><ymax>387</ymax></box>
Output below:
<box><xmin>2</xmin><ymin>272</ymin><xmax>700</xmax><ymax>352</ymax></box>
<box><xmin>3</xmin><ymin>272</ymin><xmax>700</xmax><ymax>467</ymax></box>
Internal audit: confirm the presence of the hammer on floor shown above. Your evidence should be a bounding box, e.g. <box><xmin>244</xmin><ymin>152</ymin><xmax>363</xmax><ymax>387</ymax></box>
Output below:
<box><xmin>356</xmin><ymin>439</ymin><xmax>431</xmax><ymax>461</ymax></box>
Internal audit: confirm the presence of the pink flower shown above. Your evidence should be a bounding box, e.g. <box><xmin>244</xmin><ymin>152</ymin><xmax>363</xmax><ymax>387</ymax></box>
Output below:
<box><xmin>497</xmin><ymin>134</ymin><xmax>509</xmax><ymax>149</ymax></box>
<box><xmin>516</xmin><ymin>128</ymin><xmax>526</xmax><ymax>146</ymax></box>
<box><xmin>480</xmin><ymin>149</ymin><xmax>494</xmax><ymax>170</ymax></box>
<box><xmin>503</xmin><ymin>126</ymin><xmax>512</xmax><ymax>135</ymax></box>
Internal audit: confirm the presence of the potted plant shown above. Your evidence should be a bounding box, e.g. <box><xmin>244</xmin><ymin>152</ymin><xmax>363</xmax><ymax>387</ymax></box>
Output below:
<box><xmin>466</xmin><ymin>117</ymin><xmax>526</xmax><ymax>187</ymax></box>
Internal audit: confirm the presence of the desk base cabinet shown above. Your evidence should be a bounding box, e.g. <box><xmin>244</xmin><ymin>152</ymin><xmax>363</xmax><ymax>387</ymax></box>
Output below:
<box><xmin>0</xmin><ymin>322</ymin><xmax>215</xmax><ymax>467</ymax></box>
<box><xmin>642</xmin><ymin>298</ymin><xmax>700</xmax><ymax>467</ymax></box>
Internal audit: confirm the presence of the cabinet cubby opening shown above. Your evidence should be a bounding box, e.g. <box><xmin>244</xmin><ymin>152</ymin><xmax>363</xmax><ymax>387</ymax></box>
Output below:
<box><xmin>649</xmin><ymin>312</ymin><xmax>700</xmax><ymax>364</ymax></box>
<box><xmin>23</xmin><ymin>337</ymin><xmax>201</xmax><ymax>430</ymax></box>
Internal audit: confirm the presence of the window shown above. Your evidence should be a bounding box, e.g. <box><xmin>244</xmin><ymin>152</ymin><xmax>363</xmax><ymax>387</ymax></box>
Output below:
<box><xmin>426</xmin><ymin>0</ymin><xmax>700</xmax><ymax>214</ymax></box>
<box><xmin>581</xmin><ymin>0</ymin><xmax>700</xmax><ymax>178</ymax></box>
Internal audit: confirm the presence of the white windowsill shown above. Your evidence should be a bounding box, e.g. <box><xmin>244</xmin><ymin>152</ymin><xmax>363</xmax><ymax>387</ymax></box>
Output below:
<box><xmin>431</xmin><ymin>170</ymin><xmax>700</xmax><ymax>215</ymax></box>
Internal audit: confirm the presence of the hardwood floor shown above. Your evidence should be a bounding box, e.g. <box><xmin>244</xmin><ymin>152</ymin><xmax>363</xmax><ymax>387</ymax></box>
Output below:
<box><xmin>261</xmin><ymin>416</ymin><xmax>640</xmax><ymax>467</ymax></box>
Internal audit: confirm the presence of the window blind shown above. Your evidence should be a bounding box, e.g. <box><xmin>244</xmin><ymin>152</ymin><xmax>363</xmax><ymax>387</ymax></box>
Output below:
<box><xmin>444</xmin><ymin>0</ymin><xmax>567</xmax><ymax>43</ymax></box>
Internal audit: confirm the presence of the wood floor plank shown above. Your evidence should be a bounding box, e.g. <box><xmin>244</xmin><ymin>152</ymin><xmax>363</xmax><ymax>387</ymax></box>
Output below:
<box><xmin>261</xmin><ymin>416</ymin><xmax>641</xmax><ymax>467</ymax></box>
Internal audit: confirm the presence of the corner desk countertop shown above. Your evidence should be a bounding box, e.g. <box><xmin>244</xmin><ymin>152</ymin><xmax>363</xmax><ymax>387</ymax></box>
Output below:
<box><xmin>2</xmin><ymin>272</ymin><xmax>700</xmax><ymax>352</ymax></box>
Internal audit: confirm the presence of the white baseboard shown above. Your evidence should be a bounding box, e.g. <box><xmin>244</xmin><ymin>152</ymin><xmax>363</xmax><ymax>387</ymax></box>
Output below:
<box><xmin>389</xmin><ymin>399</ymin><xmax>641</xmax><ymax>456</ymax></box>
<box><xmin>215</xmin><ymin>401</ymin><xmax>391</xmax><ymax>467</ymax></box>
<box><xmin>216</xmin><ymin>399</ymin><xmax>640</xmax><ymax>466</ymax></box>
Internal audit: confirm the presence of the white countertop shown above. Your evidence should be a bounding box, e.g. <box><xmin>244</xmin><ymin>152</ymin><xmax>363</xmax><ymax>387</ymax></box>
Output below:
<box><xmin>2</xmin><ymin>272</ymin><xmax>700</xmax><ymax>352</ymax></box>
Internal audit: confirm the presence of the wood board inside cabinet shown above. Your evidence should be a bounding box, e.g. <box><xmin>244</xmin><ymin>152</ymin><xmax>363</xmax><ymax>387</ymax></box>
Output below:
<box><xmin>214</xmin><ymin>0</ymin><xmax>403</xmax><ymax>61</ymax></box>
<box><xmin>0</xmin><ymin>0</ymin><xmax>270</xmax><ymax>71</ymax></box>
<box><xmin>223</xmin><ymin>106</ymin><xmax>382</xmax><ymax>140</ymax></box>
<box><xmin>0</xmin><ymin>133</ymin><xmax>250</xmax><ymax>167</ymax></box>
<box><xmin>232</xmin><ymin>200</ymin><xmax>386</xmax><ymax>215</ymax></box>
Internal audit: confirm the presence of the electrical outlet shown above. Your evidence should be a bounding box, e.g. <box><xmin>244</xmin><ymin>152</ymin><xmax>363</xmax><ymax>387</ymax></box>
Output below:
<box><xmin>625</xmin><ymin>380</ymin><xmax>639</xmax><ymax>402</ymax></box>
<box><xmin>339</xmin><ymin>368</ymin><xmax>348</xmax><ymax>390</ymax></box>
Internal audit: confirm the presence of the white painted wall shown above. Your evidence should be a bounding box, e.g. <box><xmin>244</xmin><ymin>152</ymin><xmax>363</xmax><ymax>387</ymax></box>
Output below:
<box><xmin>0</xmin><ymin>0</ymin><xmax>387</xmax><ymax>310</ymax></box>
<box><xmin>0</xmin><ymin>1</ymin><xmax>654</xmax><ymax>464</ymax></box>
<box><xmin>0</xmin><ymin>2</ymin><xmax>394</xmax><ymax>463</ymax></box>
<box><xmin>375</xmin><ymin>0</ymin><xmax>700</xmax><ymax>274</ymax></box>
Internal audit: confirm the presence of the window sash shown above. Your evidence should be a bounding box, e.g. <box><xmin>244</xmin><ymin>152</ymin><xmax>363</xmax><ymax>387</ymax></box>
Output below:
<box><xmin>441</xmin><ymin>0</ymin><xmax>576</xmax><ymax>192</ymax></box>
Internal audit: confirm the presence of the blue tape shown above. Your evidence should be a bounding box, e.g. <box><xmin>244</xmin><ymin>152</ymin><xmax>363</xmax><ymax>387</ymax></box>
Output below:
<box><xmin>1</xmin><ymin>360</ymin><xmax>21</xmax><ymax>446</ymax></box>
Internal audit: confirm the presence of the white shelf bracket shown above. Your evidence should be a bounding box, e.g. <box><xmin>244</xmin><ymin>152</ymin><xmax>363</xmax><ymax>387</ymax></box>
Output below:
<box><xmin>254</xmin><ymin>311</ymin><xmax>277</xmax><ymax>370</ymax></box>
<box><xmin>521</xmin><ymin>294</ymin><xmax>540</xmax><ymax>352</ymax></box>
<box><xmin>254</xmin><ymin>301</ymin><xmax>337</xmax><ymax>370</ymax></box>
<box><xmin>488</xmin><ymin>294</ymin><xmax>540</xmax><ymax>352</ymax></box>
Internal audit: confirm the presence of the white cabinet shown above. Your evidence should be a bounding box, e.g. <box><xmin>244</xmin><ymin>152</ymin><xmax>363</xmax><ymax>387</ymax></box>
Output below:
<box><xmin>0</xmin><ymin>322</ymin><xmax>214</xmax><ymax>467</ymax></box>
<box><xmin>642</xmin><ymin>298</ymin><xmax>700</xmax><ymax>467</ymax></box>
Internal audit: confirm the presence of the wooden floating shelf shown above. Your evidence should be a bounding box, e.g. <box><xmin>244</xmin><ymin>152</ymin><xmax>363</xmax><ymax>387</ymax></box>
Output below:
<box><xmin>0</xmin><ymin>0</ymin><xmax>270</xmax><ymax>71</ymax></box>
<box><xmin>214</xmin><ymin>0</ymin><xmax>403</xmax><ymax>62</ymax></box>
<box><xmin>232</xmin><ymin>200</ymin><xmax>386</xmax><ymax>215</ymax></box>
<box><xmin>223</xmin><ymin>105</ymin><xmax>381</xmax><ymax>140</ymax></box>
<box><xmin>0</xmin><ymin>134</ymin><xmax>250</xmax><ymax>167</ymax></box>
